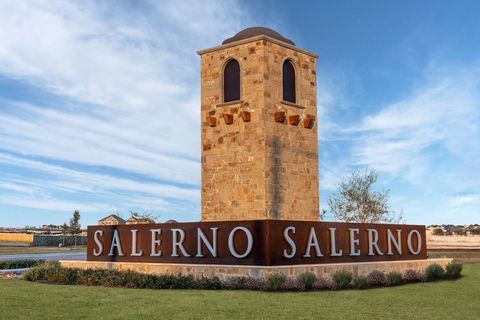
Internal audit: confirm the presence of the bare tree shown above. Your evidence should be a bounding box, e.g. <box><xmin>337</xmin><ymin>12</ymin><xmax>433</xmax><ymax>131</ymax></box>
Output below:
<box><xmin>327</xmin><ymin>169</ymin><xmax>403</xmax><ymax>224</ymax></box>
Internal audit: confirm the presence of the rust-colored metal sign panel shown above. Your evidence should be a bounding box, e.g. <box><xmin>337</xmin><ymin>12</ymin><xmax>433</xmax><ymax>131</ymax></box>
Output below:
<box><xmin>87</xmin><ymin>220</ymin><xmax>426</xmax><ymax>266</ymax></box>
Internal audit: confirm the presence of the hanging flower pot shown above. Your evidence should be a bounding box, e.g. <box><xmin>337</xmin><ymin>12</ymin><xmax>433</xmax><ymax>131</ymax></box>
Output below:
<box><xmin>274</xmin><ymin>111</ymin><xmax>286</xmax><ymax>123</ymax></box>
<box><xmin>303</xmin><ymin>117</ymin><xmax>315</xmax><ymax>129</ymax></box>
<box><xmin>223</xmin><ymin>113</ymin><xmax>234</xmax><ymax>125</ymax></box>
<box><xmin>289</xmin><ymin>115</ymin><xmax>301</xmax><ymax>126</ymax></box>
<box><xmin>240</xmin><ymin>110</ymin><xmax>251</xmax><ymax>122</ymax></box>
<box><xmin>207</xmin><ymin>116</ymin><xmax>217</xmax><ymax>127</ymax></box>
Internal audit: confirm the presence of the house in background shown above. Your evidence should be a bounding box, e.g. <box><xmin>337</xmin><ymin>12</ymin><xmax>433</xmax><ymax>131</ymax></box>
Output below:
<box><xmin>427</xmin><ymin>224</ymin><xmax>480</xmax><ymax>236</ymax></box>
<box><xmin>126</xmin><ymin>214</ymin><xmax>155</xmax><ymax>225</ymax></box>
<box><xmin>97</xmin><ymin>214</ymin><xmax>126</xmax><ymax>226</ymax></box>
<box><xmin>467</xmin><ymin>224</ymin><xmax>480</xmax><ymax>235</ymax></box>
<box><xmin>449</xmin><ymin>225</ymin><xmax>467</xmax><ymax>236</ymax></box>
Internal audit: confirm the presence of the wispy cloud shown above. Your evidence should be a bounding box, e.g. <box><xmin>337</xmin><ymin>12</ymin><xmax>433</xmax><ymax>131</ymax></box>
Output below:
<box><xmin>319</xmin><ymin>62</ymin><xmax>480</xmax><ymax>223</ymax></box>
<box><xmin>353</xmin><ymin>65</ymin><xmax>480</xmax><ymax>177</ymax></box>
<box><xmin>0</xmin><ymin>0</ymin><xmax>255</xmax><ymax>224</ymax></box>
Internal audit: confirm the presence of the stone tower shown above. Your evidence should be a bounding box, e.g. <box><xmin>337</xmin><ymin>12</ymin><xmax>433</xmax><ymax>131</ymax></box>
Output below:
<box><xmin>198</xmin><ymin>27</ymin><xmax>319</xmax><ymax>221</ymax></box>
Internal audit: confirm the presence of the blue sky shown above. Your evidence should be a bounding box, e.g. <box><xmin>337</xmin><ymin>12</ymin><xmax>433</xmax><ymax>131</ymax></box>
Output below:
<box><xmin>0</xmin><ymin>0</ymin><xmax>479</xmax><ymax>227</ymax></box>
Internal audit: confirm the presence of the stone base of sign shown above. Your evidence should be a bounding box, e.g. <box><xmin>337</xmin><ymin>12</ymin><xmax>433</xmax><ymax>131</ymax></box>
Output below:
<box><xmin>60</xmin><ymin>258</ymin><xmax>452</xmax><ymax>280</ymax></box>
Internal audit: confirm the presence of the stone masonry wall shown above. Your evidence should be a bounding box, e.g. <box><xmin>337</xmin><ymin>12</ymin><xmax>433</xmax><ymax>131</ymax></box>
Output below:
<box><xmin>61</xmin><ymin>258</ymin><xmax>452</xmax><ymax>281</ymax></box>
<box><xmin>200</xmin><ymin>40</ymin><xmax>267</xmax><ymax>221</ymax></box>
<box><xmin>263</xmin><ymin>41</ymin><xmax>319</xmax><ymax>220</ymax></box>
<box><xmin>200</xmin><ymin>38</ymin><xmax>319</xmax><ymax>221</ymax></box>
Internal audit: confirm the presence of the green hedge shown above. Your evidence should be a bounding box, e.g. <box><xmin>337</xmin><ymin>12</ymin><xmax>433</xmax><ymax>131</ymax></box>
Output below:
<box><xmin>0</xmin><ymin>259</ymin><xmax>45</xmax><ymax>270</ymax></box>
<box><xmin>23</xmin><ymin>262</ymin><xmax>463</xmax><ymax>291</ymax></box>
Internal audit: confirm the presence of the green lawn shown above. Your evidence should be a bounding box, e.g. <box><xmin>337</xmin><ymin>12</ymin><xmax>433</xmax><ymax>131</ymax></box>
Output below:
<box><xmin>0</xmin><ymin>264</ymin><xmax>479</xmax><ymax>320</ymax></box>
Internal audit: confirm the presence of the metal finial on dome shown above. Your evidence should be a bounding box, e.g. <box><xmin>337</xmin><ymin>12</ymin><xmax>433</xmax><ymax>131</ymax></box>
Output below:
<box><xmin>222</xmin><ymin>27</ymin><xmax>295</xmax><ymax>46</ymax></box>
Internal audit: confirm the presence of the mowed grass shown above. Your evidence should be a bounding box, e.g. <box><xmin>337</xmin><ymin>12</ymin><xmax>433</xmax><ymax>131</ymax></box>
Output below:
<box><xmin>0</xmin><ymin>246</ymin><xmax>86</xmax><ymax>255</ymax></box>
<box><xmin>0</xmin><ymin>264</ymin><xmax>478</xmax><ymax>320</ymax></box>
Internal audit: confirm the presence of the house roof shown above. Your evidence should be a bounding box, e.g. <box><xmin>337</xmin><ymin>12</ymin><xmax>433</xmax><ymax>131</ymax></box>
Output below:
<box><xmin>98</xmin><ymin>214</ymin><xmax>125</xmax><ymax>223</ymax></box>
<box><xmin>127</xmin><ymin>215</ymin><xmax>152</xmax><ymax>222</ymax></box>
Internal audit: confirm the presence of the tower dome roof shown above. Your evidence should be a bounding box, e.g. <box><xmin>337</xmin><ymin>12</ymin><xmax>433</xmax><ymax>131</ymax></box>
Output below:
<box><xmin>222</xmin><ymin>27</ymin><xmax>295</xmax><ymax>46</ymax></box>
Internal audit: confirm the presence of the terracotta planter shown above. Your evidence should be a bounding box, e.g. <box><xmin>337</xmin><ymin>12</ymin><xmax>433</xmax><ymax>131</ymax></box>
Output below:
<box><xmin>223</xmin><ymin>113</ymin><xmax>234</xmax><ymax>125</ymax></box>
<box><xmin>207</xmin><ymin>116</ymin><xmax>217</xmax><ymax>127</ymax></box>
<box><xmin>289</xmin><ymin>115</ymin><xmax>300</xmax><ymax>126</ymax></box>
<box><xmin>274</xmin><ymin>111</ymin><xmax>286</xmax><ymax>123</ymax></box>
<box><xmin>240</xmin><ymin>111</ymin><xmax>251</xmax><ymax>122</ymax></box>
<box><xmin>303</xmin><ymin>117</ymin><xmax>315</xmax><ymax>129</ymax></box>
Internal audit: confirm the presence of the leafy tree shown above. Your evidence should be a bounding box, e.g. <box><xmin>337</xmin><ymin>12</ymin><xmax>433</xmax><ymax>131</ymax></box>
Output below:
<box><xmin>69</xmin><ymin>210</ymin><xmax>81</xmax><ymax>248</ymax></box>
<box><xmin>328</xmin><ymin>169</ymin><xmax>403</xmax><ymax>224</ymax></box>
<box><xmin>432</xmin><ymin>228</ymin><xmax>445</xmax><ymax>236</ymax></box>
<box><xmin>61</xmin><ymin>222</ymin><xmax>69</xmax><ymax>247</ymax></box>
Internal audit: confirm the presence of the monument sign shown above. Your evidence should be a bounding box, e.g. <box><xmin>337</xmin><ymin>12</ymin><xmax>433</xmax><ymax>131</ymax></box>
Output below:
<box><xmin>88</xmin><ymin>220</ymin><xmax>426</xmax><ymax>265</ymax></box>
<box><xmin>73</xmin><ymin>27</ymin><xmax>442</xmax><ymax>278</ymax></box>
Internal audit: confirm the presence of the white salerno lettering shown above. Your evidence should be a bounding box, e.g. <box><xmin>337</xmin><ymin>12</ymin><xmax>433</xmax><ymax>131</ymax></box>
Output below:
<box><xmin>283</xmin><ymin>226</ymin><xmax>296</xmax><ymax>259</ymax></box>
<box><xmin>150</xmin><ymin>229</ymin><xmax>162</xmax><ymax>257</ymax></box>
<box><xmin>93</xmin><ymin>230</ymin><xmax>104</xmax><ymax>256</ymax></box>
<box><xmin>387</xmin><ymin>229</ymin><xmax>402</xmax><ymax>255</ymax></box>
<box><xmin>196</xmin><ymin>227</ymin><xmax>218</xmax><ymax>257</ymax></box>
<box><xmin>329</xmin><ymin>228</ymin><xmax>343</xmax><ymax>257</ymax></box>
<box><xmin>407</xmin><ymin>230</ymin><xmax>422</xmax><ymax>255</ymax></box>
<box><xmin>108</xmin><ymin>229</ymin><xmax>124</xmax><ymax>256</ymax></box>
<box><xmin>130</xmin><ymin>229</ymin><xmax>143</xmax><ymax>257</ymax></box>
<box><xmin>228</xmin><ymin>227</ymin><xmax>253</xmax><ymax>259</ymax></box>
<box><xmin>303</xmin><ymin>227</ymin><xmax>323</xmax><ymax>257</ymax></box>
<box><xmin>348</xmin><ymin>228</ymin><xmax>360</xmax><ymax>256</ymax></box>
<box><xmin>171</xmin><ymin>228</ymin><xmax>191</xmax><ymax>257</ymax></box>
<box><xmin>367</xmin><ymin>229</ymin><xmax>383</xmax><ymax>256</ymax></box>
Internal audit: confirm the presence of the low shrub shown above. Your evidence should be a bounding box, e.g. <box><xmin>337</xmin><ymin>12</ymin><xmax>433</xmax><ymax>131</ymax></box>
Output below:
<box><xmin>23</xmin><ymin>261</ymin><xmax>61</xmax><ymax>282</ymax></box>
<box><xmin>224</xmin><ymin>277</ymin><xmax>247</xmax><ymax>290</ymax></box>
<box><xmin>385</xmin><ymin>272</ymin><xmax>402</xmax><ymax>286</ymax></box>
<box><xmin>313</xmin><ymin>276</ymin><xmax>336</xmax><ymax>290</ymax></box>
<box><xmin>172</xmin><ymin>274</ymin><xmax>196</xmax><ymax>289</ymax></box>
<box><xmin>194</xmin><ymin>276</ymin><xmax>223</xmax><ymax>290</ymax></box>
<box><xmin>297</xmin><ymin>272</ymin><xmax>316</xmax><ymax>290</ymax></box>
<box><xmin>403</xmin><ymin>269</ymin><xmax>426</xmax><ymax>283</ymax></box>
<box><xmin>352</xmin><ymin>276</ymin><xmax>369</xmax><ymax>289</ymax></box>
<box><xmin>0</xmin><ymin>259</ymin><xmax>45</xmax><ymax>270</ymax></box>
<box><xmin>331</xmin><ymin>270</ymin><xmax>352</xmax><ymax>289</ymax></box>
<box><xmin>266</xmin><ymin>273</ymin><xmax>287</xmax><ymax>291</ymax></box>
<box><xmin>282</xmin><ymin>278</ymin><xmax>305</xmax><ymax>291</ymax></box>
<box><xmin>445</xmin><ymin>262</ymin><xmax>463</xmax><ymax>279</ymax></box>
<box><xmin>23</xmin><ymin>262</ymin><xmax>49</xmax><ymax>282</ymax></box>
<box><xmin>366</xmin><ymin>270</ymin><xmax>386</xmax><ymax>287</ymax></box>
<box><xmin>55</xmin><ymin>266</ymin><xmax>79</xmax><ymax>285</ymax></box>
<box><xmin>425</xmin><ymin>264</ymin><xmax>445</xmax><ymax>281</ymax></box>
<box><xmin>23</xmin><ymin>263</ymin><xmax>461</xmax><ymax>291</ymax></box>
<box><xmin>77</xmin><ymin>269</ymin><xmax>116</xmax><ymax>287</ymax></box>
<box><xmin>243</xmin><ymin>277</ymin><xmax>267</xmax><ymax>290</ymax></box>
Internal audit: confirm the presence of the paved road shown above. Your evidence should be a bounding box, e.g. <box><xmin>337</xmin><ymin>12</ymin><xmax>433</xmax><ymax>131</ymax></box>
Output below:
<box><xmin>0</xmin><ymin>251</ymin><xmax>86</xmax><ymax>261</ymax></box>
